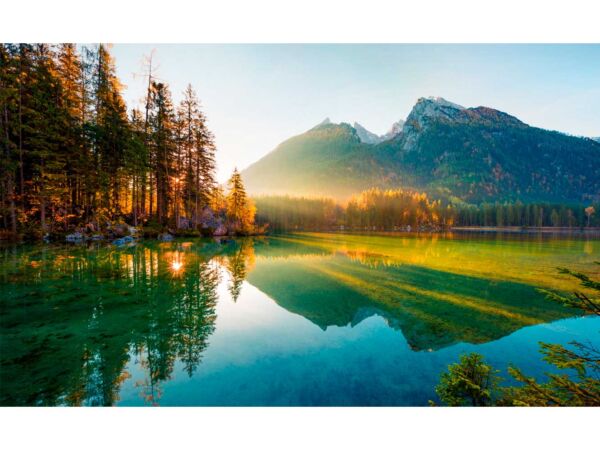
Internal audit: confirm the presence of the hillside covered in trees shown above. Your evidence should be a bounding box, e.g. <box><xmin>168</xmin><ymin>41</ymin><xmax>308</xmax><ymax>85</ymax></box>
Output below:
<box><xmin>0</xmin><ymin>44</ymin><xmax>256</xmax><ymax>241</ymax></box>
<box><xmin>242</xmin><ymin>97</ymin><xmax>600</xmax><ymax>204</ymax></box>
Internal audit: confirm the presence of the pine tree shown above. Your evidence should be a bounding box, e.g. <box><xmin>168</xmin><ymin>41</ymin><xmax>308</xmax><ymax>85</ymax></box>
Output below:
<box><xmin>91</xmin><ymin>44</ymin><xmax>131</xmax><ymax>217</ymax></box>
<box><xmin>172</xmin><ymin>108</ymin><xmax>185</xmax><ymax>227</ymax></box>
<box><xmin>0</xmin><ymin>44</ymin><xmax>19</xmax><ymax>233</ymax></box>
<box><xmin>125</xmin><ymin>109</ymin><xmax>148</xmax><ymax>226</ymax></box>
<box><xmin>195</xmin><ymin>123</ymin><xmax>216</xmax><ymax>216</ymax></box>
<box><xmin>28</xmin><ymin>44</ymin><xmax>68</xmax><ymax>233</ymax></box>
<box><xmin>435</xmin><ymin>353</ymin><xmax>501</xmax><ymax>406</ymax></box>
<box><xmin>1</xmin><ymin>44</ymin><xmax>222</xmax><ymax>238</ymax></box>
<box><xmin>226</xmin><ymin>168</ymin><xmax>255</xmax><ymax>235</ymax></box>
<box><xmin>179</xmin><ymin>84</ymin><xmax>200</xmax><ymax>222</ymax></box>
<box><xmin>55</xmin><ymin>44</ymin><xmax>86</xmax><ymax>228</ymax></box>
<box><xmin>149</xmin><ymin>81</ymin><xmax>176</xmax><ymax>225</ymax></box>
<box><xmin>435</xmin><ymin>265</ymin><xmax>600</xmax><ymax>406</ymax></box>
<box><xmin>177</xmin><ymin>84</ymin><xmax>217</xmax><ymax>226</ymax></box>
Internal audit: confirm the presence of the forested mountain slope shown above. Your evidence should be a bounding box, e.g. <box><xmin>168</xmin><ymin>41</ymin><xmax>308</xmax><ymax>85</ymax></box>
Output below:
<box><xmin>242</xmin><ymin>97</ymin><xmax>600</xmax><ymax>204</ymax></box>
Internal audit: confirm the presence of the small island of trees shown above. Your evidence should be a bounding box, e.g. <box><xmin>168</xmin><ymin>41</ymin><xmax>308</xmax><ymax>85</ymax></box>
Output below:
<box><xmin>0</xmin><ymin>44</ymin><xmax>256</xmax><ymax>242</ymax></box>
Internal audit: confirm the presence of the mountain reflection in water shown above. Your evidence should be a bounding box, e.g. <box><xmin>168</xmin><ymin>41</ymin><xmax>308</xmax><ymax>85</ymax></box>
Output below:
<box><xmin>0</xmin><ymin>232</ymin><xmax>598</xmax><ymax>406</ymax></box>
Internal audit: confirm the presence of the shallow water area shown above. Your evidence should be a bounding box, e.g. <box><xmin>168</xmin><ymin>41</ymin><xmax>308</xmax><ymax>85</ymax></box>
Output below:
<box><xmin>1</xmin><ymin>231</ymin><xmax>598</xmax><ymax>405</ymax></box>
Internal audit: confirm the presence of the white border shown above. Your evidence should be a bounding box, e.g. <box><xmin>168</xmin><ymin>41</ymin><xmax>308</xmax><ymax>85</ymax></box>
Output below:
<box><xmin>1</xmin><ymin>0</ymin><xmax>600</xmax><ymax>43</ymax></box>
<box><xmin>1</xmin><ymin>407</ymin><xmax>599</xmax><ymax>449</ymax></box>
<box><xmin>1</xmin><ymin>1</ymin><xmax>599</xmax><ymax>449</ymax></box>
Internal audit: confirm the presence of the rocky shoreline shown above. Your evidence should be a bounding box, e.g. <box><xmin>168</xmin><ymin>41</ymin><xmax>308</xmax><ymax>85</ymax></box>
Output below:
<box><xmin>0</xmin><ymin>220</ymin><xmax>265</xmax><ymax>245</ymax></box>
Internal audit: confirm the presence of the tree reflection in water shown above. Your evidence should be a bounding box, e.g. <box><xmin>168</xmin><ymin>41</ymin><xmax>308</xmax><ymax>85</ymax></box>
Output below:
<box><xmin>223</xmin><ymin>239</ymin><xmax>255</xmax><ymax>302</ymax></box>
<box><xmin>0</xmin><ymin>239</ymin><xmax>254</xmax><ymax>406</ymax></box>
<box><xmin>0</xmin><ymin>233</ymin><xmax>593</xmax><ymax>406</ymax></box>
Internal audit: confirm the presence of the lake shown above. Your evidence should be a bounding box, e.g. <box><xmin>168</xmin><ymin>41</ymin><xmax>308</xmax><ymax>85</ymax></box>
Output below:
<box><xmin>0</xmin><ymin>232</ymin><xmax>598</xmax><ymax>406</ymax></box>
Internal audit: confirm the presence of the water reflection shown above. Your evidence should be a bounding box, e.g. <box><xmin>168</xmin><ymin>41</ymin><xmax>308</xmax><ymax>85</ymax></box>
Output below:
<box><xmin>0</xmin><ymin>233</ymin><xmax>597</xmax><ymax>406</ymax></box>
<box><xmin>170</xmin><ymin>260</ymin><xmax>183</xmax><ymax>274</ymax></box>
<box><xmin>224</xmin><ymin>240</ymin><xmax>254</xmax><ymax>302</ymax></box>
<box><xmin>0</xmin><ymin>240</ymin><xmax>228</xmax><ymax>405</ymax></box>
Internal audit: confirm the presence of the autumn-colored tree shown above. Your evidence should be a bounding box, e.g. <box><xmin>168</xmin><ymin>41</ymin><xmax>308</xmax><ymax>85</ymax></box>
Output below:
<box><xmin>224</xmin><ymin>240</ymin><xmax>254</xmax><ymax>301</ymax></box>
<box><xmin>211</xmin><ymin>185</ymin><xmax>227</xmax><ymax>215</ymax></box>
<box><xmin>226</xmin><ymin>168</ymin><xmax>255</xmax><ymax>235</ymax></box>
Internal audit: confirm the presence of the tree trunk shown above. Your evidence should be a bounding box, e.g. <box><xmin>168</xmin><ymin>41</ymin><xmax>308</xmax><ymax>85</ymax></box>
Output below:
<box><xmin>7</xmin><ymin>176</ymin><xmax>17</xmax><ymax>234</ymax></box>
<box><xmin>148</xmin><ymin>171</ymin><xmax>153</xmax><ymax>218</ymax></box>
<box><xmin>139</xmin><ymin>172</ymin><xmax>146</xmax><ymax>219</ymax></box>
<box><xmin>40</xmin><ymin>198</ymin><xmax>46</xmax><ymax>233</ymax></box>
<box><xmin>132</xmin><ymin>174</ymin><xmax>138</xmax><ymax>226</ymax></box>
<box><xmin>18</xmin><ymin>59</ymin><xmax>25</xmax><ymax>204</ymax></box>
<box><xmin>195</xmin><ymin>147</ymin><xmax>200</xmax><ymax>226</ymax></box>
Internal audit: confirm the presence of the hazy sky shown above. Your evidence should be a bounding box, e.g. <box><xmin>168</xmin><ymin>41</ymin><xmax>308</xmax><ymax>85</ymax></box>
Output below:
<box><xmin>111</xmin><ymin>44</ymin><xmax>600</xmax><ymax>182</ymax></box>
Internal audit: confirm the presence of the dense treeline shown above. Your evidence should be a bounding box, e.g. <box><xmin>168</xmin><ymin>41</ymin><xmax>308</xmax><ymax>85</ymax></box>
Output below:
<box><xmin>254</xmin><ymin>189</ymin><xmax>598</xmax><ymax>232</ymax></box>
<box><xmin>345</xmin><ymin>189</ymin><xmax>455</xmax><ymax>230</ymax></box>
<box><xmin>255</xmin><ymin>189</ymin><xmax>454</xmax><ymax>231</ymax></box>
<box><xmin>454</xmin><ymin>201</ymin><xmax>598</xmax><ymax>228</ymax></box>
<box><xmin>0</xmin><ymin>43</ymin><xmax>255</xmax><ymax>240</ymax></box>
<box><xmin>254</xmin><ymin>195</ymin><xmax>342</xmax><ymax>231</ymax></box>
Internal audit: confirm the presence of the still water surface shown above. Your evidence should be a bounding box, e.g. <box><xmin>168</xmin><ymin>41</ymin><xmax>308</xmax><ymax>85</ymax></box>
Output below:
<box><xmin>1</xmin><ymin>232</ymin><xmax>598</xmax><ymax>405</ymax></box>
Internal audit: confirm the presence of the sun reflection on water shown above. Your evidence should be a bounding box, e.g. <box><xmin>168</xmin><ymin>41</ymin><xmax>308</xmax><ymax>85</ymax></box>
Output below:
<box><xmin>169</xmin><ymin>251</ymin><xmax>184</xmax><ymax>275</ymax></box>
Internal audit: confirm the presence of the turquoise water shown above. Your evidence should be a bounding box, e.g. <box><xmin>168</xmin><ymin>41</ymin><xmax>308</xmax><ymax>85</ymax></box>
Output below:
<box><xmin>0</xmin><ymin>232</ymin><xmax>598</xmax><ymax>406</ymax></box>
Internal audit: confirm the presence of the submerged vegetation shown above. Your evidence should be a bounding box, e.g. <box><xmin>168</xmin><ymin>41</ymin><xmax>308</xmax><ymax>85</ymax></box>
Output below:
<box><xmin>0</xmin><ymin>44</ymin><xmax>256</xmax><ymax>241</ymax></box>
<box><xmin>434</xmin><ymin>265</ymin><xmax>600</xmax><ymax>406</ymax></box>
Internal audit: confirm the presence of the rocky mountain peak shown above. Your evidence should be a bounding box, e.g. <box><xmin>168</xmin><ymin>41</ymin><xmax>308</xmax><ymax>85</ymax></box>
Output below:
<box><xmin>382</xmin><ymin>119</ymin><xmax>405</xmax><ymax>141</ymax></box>
<box><xmin>407</xmin><ymin>97</ymin><xmax>465</xmax><ymax>125</ymax></box>
<box><xmin>353</xmin><ymin>122</ymin><xmax>382</xmax><ymax>144</ymax></box>
<box><xmin>402</xmin><ymin>97</ymin><xmax>466</xmax><ymax>151</ymax></box>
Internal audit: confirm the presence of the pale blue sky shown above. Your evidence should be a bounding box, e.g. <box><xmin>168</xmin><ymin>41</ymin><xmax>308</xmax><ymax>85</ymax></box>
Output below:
<box><xmin>111</xmin><ymin>44</ymin><xmax>600</xmax><ymax>182</ymax></box>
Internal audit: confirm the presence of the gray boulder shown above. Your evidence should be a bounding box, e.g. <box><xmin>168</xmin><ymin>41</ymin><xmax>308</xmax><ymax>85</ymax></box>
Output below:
<box><xmin>66</xmin><ymin>232</ymin><xmax>84</xmax><ymax>243</ymax></box>
<box><xmin>158</xmin><ymin>233</ymin><xmax>174</xmax><ymax>242</ymax></box>
<box><xmin>113</xmin><ymin>235</ymin><xmax>135</xmax><ymax>246</ymax></box>
<box><xmin>213</xmin><ymin>224</ymin><xmax>228</xmax><ymax>236</ymax></box>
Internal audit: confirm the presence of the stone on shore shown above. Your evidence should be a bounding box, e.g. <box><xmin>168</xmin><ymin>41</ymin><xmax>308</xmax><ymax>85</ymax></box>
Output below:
<box><xmin>158</xmin><ymin>233</ymin><xmax>174</xmax><ymax>241</ymax></box>
<box><xmin>65</xmin><ymin>232</ymin><xmax>84</xmax><ymax>243</ymax></box>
